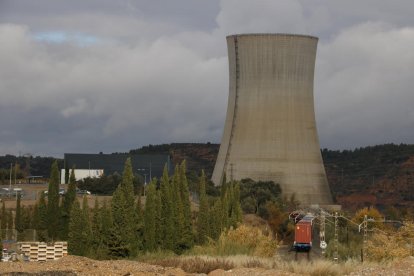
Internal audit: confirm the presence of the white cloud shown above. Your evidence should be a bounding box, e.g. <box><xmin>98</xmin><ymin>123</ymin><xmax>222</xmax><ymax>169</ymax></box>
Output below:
<box><xmin>1</xmin><ymin>0</ymin><xmax>414</xmax><ymax>155</ymax></box>
<box><xmin>316</xmin><ymin>22</ymin><xmax>414</xmax><ymax>148</ymax></box>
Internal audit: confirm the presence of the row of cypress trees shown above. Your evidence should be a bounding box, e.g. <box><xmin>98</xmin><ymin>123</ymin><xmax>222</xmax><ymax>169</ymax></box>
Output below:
<box><xmin>0</xmin><ymin>158</ymin><xmax>242</xmax><ymax>258</ymax></box>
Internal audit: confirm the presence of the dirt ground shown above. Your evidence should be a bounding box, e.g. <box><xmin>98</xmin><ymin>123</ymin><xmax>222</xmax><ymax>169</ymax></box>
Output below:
<box><xmin>1</xmin><ymin>255</ymin><xmax>414</xmax><ymax>275</ymax></box>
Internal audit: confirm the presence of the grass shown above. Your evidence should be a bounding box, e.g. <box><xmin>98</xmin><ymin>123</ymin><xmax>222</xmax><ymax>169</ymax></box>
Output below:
<box><xmin>140</xmin><ymin>253</ymin><xmax>372</xmax><ymax>275</ymax></box>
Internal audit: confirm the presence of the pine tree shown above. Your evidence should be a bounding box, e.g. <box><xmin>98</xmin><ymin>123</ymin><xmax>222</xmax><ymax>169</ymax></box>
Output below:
<box><xmin>177</xmin><ymin>160</ymin><xmax>193</xmax><ymax>251</ymax></box>
<box><xmin>197</xmin><ymin>170</ymin><xmax>209</xmax><ymax>244</ymax></box>
<box><xmin>60</xmin><ymin>167</ymin><xmax>77</xmax><ymax>240</ymax></box>
<box><xmin>160</xmin><ymin>165</ymin><xmax>174</xmax><ymax>250</ymax></box>
<box><xmin>143</xmin><ymin>179</ymin><xmax>157</xmax><ymax>251</ymax></box>
<box><xmin>47</xmin><ymin>160</ymin><xmax>60</xmax><ymax>240</ymax></box>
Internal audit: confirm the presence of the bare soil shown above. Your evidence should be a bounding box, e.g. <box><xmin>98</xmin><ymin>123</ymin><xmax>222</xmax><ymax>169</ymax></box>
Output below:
<box><xmin>1</xmin><ymin>256</ymin><xmax>414</xmax><ymax>275</ymax></box>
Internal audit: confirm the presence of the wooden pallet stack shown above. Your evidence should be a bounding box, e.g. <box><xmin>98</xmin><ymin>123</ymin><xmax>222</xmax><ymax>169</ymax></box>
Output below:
<box><xmin>18</xmin><ymin>242</ymin><xmax>68</xmax><ymax>262</ymax></box>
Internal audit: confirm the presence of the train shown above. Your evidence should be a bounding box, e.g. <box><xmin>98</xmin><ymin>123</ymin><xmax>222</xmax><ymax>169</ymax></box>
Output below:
<box><xmin>290</xmin><ymin>213</ymin><xmax>314</xmax><ymax>252</ymax></box>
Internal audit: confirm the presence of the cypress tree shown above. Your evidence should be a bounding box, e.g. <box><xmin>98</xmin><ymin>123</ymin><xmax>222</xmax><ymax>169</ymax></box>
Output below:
<box><xmin>68</xmin><ymin>199</ymin><xmax>89</xmax><ymax>256</ymax></box>
<box><xmin>177</xmin><ymin>160</ymin><xmax>193</xmax><ymax>251</ymax></box>
<box><xmin>15</xmin><ymin>194</ymin><xmax>22</xmax><ymax>231</ymax></box>
<box><xmin>1</xmin><ymin>202</ymin><xmax>6</xmax><ymax>239</ymax></box>
<box><xmin>82</xmin><ymin>195</ymin><xmax>92</xmax><ymax>255</ymax></box>
<box><xmin>229</xmin><ymin>181</ymin><xmax>243</xmax><ymax>228</ymax></box>
<box><xmin>197</xmin><ymin>170</ymin><xmax>209</xmax><ymax>244</ymax></box>
<box><xmin>171</xmin><ymin>165</ymin><xmax>183</xmax><ymax>251</ymax></box>
<box><xmin>91</xmin><ymin>197</ymin><xmax>100</xmax><ymax>252</ymax></box>
<box><xmin>209</xmin><ymin>199</ymin><xmax>222</xmax><ymax>240</ymax></box>
<box><xmin>155</xmin><ymin>188</ymin><xmax>162</xmax><ymax>248</ymax></box>
<box><xmin>21</xmin><ymin>206</ymin><xmax>32</xmax><ymax>231</ymax></box>
<box><xmin>35</xmin><ymin>192</ymin><xmax>48</xmax><ymax>241</ymax></box>
<box><xmin>61</xmin><ymin>168</ymin><xmax>77</xmax><ymax>239</ymax></box>
<box><xmin>143</xmin><ymin>179</ymin><xmax>157</xmax><ymax>251</ymax></box>
<box><xmin>160</xmin><ymin>165</ymin><xmax>174</xmax><ymax>250</ymax></box>
<box><xmin>15</xmin><ymin>194</ymin><xmax>23</xmax><ymax>241</ymax></box>
<box><xmin>100</xmin><ymin>200</ymin><xmax>112</xmax><ymax>258</ymax></box>
<box><xmin>47</xmin><ymin>160</ymin><xmax>60</xmax><ymax>240</ymax></box>
<box><xmin>109</xmin><ymin>158</ymin><xmax>138</xmax><ymax>257</ymax></box>
<box><xmin>7</xmin><ymin>209</ymin><xmax>13</xmax><ymax>239</ymax></box>
<box><xmin>134</xmin><ymin>195</ymin><xmax>143</xmax><ymax>251</ymax></box>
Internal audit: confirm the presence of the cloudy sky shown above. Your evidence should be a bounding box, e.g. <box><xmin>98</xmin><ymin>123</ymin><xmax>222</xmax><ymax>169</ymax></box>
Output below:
<box><xmin>1</xmin><ymin>0</ymin><xmax>413</xmax><ymax>157</ymax></box>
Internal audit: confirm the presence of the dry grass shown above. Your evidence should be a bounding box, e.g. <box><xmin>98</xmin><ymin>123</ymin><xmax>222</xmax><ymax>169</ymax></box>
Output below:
<box><xmin>273</xmin><ymin>259</ymin><xmax>365</xmax><ymax>276</ymax></box>
<box><xmin>146</xmin><ymin>254</ymin><xmax>369</xmax><ymax>275</ymax></box>
<box><xmin>147</xmin><ymin>256</ymin><xmax>235</xmax><ymax>274</ymax></box>
<box><xmin>191</xmin><ymin>224</ymin><xmax>278</xmax><ymax>257</ymax></box>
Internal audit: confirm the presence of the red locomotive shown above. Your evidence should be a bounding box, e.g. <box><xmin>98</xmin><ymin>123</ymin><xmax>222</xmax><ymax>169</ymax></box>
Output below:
<box><xmin>291</xmin><ymin>213</ymin><xmax>314</xmax><ymax>252</ymax></box>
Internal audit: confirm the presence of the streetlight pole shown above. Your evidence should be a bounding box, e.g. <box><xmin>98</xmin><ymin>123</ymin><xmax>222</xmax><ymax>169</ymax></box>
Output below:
<box><xmin>137</xmin><ymin>168</ymin><xmax>148</xmax><ymax>196</ymax></box>
<box><xmin>9</xmin><ymin>163</ymin><xmax>12</xmax><ymax>197</ymax></box>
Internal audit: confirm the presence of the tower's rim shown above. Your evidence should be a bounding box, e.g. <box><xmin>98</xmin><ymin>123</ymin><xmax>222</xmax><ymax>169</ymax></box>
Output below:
<box><xmin>226</xmin><ymin>33</ymin><xmax>318</xmax><ymax>40</ymax></box>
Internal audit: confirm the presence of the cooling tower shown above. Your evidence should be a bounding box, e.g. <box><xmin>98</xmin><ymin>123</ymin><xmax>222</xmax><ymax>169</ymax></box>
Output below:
<box><xmin>212</xmin><ymin>34</ymin><xmax>332</xmax><ymax>205</ymax></box>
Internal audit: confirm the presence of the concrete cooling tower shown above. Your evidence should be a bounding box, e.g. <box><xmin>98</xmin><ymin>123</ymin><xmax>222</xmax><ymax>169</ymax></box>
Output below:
<box><xmin>212</xmin><ymin>34</ymin><xmax>332</xmax><ymax>205</ymax></box>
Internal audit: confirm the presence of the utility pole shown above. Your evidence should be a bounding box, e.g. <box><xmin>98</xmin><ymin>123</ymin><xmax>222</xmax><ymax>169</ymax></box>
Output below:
<box><xmin>14</xmin><ymin>162</ymin><xmax>17</xmax><ymax>185</ymax></box>
<box><xmin>320</xmin><ymin>210</ymin><xmax>326</xmax><ymax>256</ymax></box>
<box><xmin>363</xmin><ymin>214</ymin><xmax>368</xmax><ymax>262</ymax></box>
<box><xmin>334</xmin><ymin>212</ymin><xmax>339</xmax><ymax>262</ymax></box>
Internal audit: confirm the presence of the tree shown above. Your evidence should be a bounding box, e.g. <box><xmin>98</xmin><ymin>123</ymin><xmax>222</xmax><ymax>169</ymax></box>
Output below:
<box><xmin>171</xmin><ymin>165</ymin><xmax>182</xmax><ymax>250</ymax></box>
<box><xmin>229</xmin><ymin>181</ymin><xmax>242</xmax><ymax>228</ymax></box>
<box><xmin>34</xmin><ymin>192</ymin><xmax>48</xmax><ymax>241</ymax></box>
<box><xmin>353</xmin><ymin>206</ymin><xmax>384</xmax><ymax>229</ymax></box>
<box><xmin>197</xmin><ymin>170</ymin><xmax>209</xmax><ymax>244</ymax></box>
<box><xmin>155</xmin><ymin>188</ymin><xmax>163</xmax><ymax>248</ymax></box>
<box><xmin>134</xmin><ymin>195</ymin><xmax>144</xmax><ymax>251</ymax></box>
<box><xmin>1</xmin><ymin>201</ymin><xmax>6</xmax><ymax>239</ymax></box>
<box><xmin>15</xmin><ymin>194</ymin><xmax>23</xmax><ymax>240</ymax></box>
<box><xmin>94</xmin><ymin>200</ymin><xmax>112</xmax><ymax>259</ymax></box>
<box><xmin>177</xmin><ymin>160</ymin><xmax>193</xmax><ymax>251</ymax></box>
<box><xmin>143</xmin><ymin>179</ymin><xmax>157</xmax><ymax>251</ymax></box>
<box><xmin>7</xmin><ymin>209</ymin><xmax>13</xmax><ymax>239</ymax></box>
<box><xmin>47</xmin><ymin>160</ymin><xmax>60</xmax><ymax>240</ymax></box>
<box><xmin>159</xmin><ymin>165</ymin><xmax>174</xmax><ymax>250</ymax></box>
<box><xmin>109</xmin><ymin>158</ymin><xmax>139</xmax><ymax>257</ymax></box>
<box><xmin>68</xmin><ymin>199</ymin><xmax>89</xmax><ymax>256</ymax></box>
<box><xmin>60</xmin><ymin>167</ymin><xmax>77</xmax><ymax>239</ymax></box>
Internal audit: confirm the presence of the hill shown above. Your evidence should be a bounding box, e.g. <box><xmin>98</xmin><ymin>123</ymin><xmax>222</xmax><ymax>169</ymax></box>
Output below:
<box><xmin>2</xmin><ymin>143</ymin><xmax>414</xmax><ymax>211</ymax></box>
<box><xmin>131</xmin><ymin>143</ymin><xmax>414</xmax><ymax>211</ymax></box>
<box><xmin>130</xmin><ymin>143</ymin><xmax>220</xmax><ymax>177</ymax></box>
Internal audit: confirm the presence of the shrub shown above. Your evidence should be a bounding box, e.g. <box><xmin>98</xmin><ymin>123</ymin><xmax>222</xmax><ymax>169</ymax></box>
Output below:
<box><xmin>191</xmin><ymin>224</ymin><xmax>278</xmax><ymax>257</ymax></box>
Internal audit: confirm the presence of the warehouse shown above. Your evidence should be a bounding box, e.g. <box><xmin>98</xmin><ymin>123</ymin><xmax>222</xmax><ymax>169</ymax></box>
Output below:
<box><xmin>61</xmin><ymin>153</ymin><xmax>171</xmax><ymax>183</ymax></box>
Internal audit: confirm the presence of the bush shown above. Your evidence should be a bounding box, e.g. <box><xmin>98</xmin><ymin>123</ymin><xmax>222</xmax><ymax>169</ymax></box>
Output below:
<box><xmin>191</xmin><ymin>224</ymin><xmax>278</xmax><ymax>257</ymax></box>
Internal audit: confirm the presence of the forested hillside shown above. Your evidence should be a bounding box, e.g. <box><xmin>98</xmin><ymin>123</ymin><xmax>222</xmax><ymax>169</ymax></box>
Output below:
<box><xmin>2</xmin><ymin>143</ymin><xmax>414</xmax><ymax>211</ymax></box>
<box><xmin>322</xmin><ymin>144</ymin><xmax>414</xmax><ymax>210</ymax></box>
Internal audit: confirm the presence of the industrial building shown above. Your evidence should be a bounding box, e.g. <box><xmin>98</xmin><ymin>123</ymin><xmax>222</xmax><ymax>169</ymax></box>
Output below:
<box><xmin>212</xmin><ymin>34</ymin><xmax>332</xmax><ymax>205</ymax></box>
<box><xmin>62</xmin><ymin>153</ymin><xmax>171</xmax><ymax>183</ymax></box>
